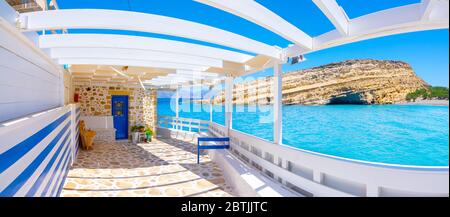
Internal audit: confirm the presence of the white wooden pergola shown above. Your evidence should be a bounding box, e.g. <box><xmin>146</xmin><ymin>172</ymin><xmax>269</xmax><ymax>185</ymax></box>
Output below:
<box><xmin>17</xmin><ymin>0</ymin><xmax>449</xmax><ymax>144</ymax></box>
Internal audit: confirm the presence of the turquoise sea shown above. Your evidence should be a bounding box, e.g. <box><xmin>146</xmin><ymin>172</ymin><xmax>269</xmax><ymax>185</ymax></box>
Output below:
<box><xmin>157</xmin><ymin>98</ymin><xmax>449</xmax><ymax>166</ymax></box>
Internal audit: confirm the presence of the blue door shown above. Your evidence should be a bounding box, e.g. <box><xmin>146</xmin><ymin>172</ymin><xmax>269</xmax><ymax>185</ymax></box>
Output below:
<box><xmin>112</xmin><ymin>95</ymin><xmax>129</xmax><ymax>140</ymax></box>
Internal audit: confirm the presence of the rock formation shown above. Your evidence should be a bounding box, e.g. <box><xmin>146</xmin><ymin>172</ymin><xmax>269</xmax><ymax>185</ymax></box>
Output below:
<box><xmin>210</xmin><ymin>59</ymin><xmax>428</xmax><ymax>105</ymax></box>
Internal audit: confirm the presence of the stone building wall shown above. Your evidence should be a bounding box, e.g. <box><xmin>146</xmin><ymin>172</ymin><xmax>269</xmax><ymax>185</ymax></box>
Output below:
<box><xmin>73</xmin><ymin>84</ymin><xmax>157</xmax><ymax>137</ymax></box>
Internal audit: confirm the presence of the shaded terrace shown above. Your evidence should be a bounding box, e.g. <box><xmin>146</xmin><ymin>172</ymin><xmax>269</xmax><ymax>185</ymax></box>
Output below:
<box><xmin>61</xmin><ymin>137</ymin><xmax>234</xmax><ymax>197</ymax></box>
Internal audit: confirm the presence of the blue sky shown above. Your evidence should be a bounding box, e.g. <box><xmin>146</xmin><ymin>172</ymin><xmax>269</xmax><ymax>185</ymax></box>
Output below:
<box><xmin>56</xmin><ymin>0</ymin><xmax>449</xmax><ymax>92</ymax></box>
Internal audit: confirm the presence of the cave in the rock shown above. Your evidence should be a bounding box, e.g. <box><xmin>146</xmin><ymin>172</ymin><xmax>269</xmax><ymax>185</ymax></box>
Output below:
<box><xmin>328</xmin><ymin>92</ymin><xmax>368</xmax><ymax>105</ymax></box>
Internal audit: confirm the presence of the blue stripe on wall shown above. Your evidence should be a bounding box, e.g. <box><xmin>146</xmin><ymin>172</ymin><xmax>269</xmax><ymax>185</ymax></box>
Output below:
<box><xmin>0</xmin><ymin>123</ymin><xmax>70</xmax><ymax>196</ymax></box>
<box><xmin>25</xmin><ymin>133</ymin><xmax>71</xmax><ymax>197</ymax></box>
<box><xmin>51</xmin><ymin>150</ymin><xmax>72</xmax><ymax>197</ymax></box>
<box><xmin>55</xmin><ymin>153</ymin><xmax>72</xmax><ymax>197</ymax></box>
<box><xmin>0</xmin><ymin>112</ymin><xmax>70</xmax><ymax>174</ymax></box>
<box><xmin>40</xmin><ymin>140</ymin><xmax>72</xmax><ymax>197</ymax></box>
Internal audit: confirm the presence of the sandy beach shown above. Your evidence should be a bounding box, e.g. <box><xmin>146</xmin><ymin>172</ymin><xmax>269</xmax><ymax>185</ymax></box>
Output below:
<box><xmin>396</xmin><ymin>99</ymin><xmax>449</xmax><ymax>106</ymax></box>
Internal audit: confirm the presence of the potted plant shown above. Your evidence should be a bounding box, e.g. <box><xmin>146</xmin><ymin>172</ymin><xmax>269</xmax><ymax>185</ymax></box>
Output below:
<box><xmin>145</xmin><ymin>127</ymin><xmax>153</xmax><ymax>143</ymax></box>
<box><xmin>130</xmin><ymin>125</ymin><xmax>140</xmax><ymax>144</ymax></box>
<box><xmin>138</xmin><ymin>125</ymin><xmax>145</xmax><ymax>133</ymax></box>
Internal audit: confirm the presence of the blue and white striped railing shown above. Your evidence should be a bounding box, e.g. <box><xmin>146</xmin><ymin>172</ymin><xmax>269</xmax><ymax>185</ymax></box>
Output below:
<box><xmin>0</xmin><ymin>104</ymin><xmax>80</xmax><ymax>197</ymax></box>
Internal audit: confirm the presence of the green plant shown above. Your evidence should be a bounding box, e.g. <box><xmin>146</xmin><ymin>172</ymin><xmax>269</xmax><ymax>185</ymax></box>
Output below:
<box><xmin>145</xmin><ymin>127</ymin><xmax>153</xmax><ymax>142</ymax></box>
<box><xmin>406</xmin><ymin>86</ymin><xmax>449</xmax><ymax>101</ymax></box>
<box><xmin>131</xmin><ymin>125</ymin><xmax>139</xmax><ymax>132</ymax></box>
<box><xmin>145</xmin><ymin>127</ymin><xmax>153</xmax><ymax>136</ymax></box>
<box><xmin>429</xmin><ymin>86</ymin><xmax>449</xmax><ymax>99</ymax></box>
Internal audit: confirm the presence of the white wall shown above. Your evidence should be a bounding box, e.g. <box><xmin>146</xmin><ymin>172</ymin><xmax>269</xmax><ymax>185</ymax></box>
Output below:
<box><xmin>0</xmin><ymin>0</ymin><xmax>63</xmax><ymax>123</ymax></box>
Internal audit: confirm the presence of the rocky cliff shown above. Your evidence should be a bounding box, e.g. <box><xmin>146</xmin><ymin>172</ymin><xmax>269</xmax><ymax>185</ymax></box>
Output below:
<box><xmin>211</xmin><ymin>59</ymin><xmax>428</xmax><ymax>105</ymax></box>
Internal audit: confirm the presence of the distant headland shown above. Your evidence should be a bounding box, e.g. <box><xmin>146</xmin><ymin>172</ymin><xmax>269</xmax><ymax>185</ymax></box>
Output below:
<box><xmin>200</xmin><ymin>59</ymin><xmax>449</xmax><ymax>106</ymax></box>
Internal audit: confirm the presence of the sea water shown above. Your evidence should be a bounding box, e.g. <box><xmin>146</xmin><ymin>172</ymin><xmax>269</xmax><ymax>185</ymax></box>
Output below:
<box><xmin>157</xmin><ymin>98</ymin><xmax>449</xmax><ymax>166</ymax></box>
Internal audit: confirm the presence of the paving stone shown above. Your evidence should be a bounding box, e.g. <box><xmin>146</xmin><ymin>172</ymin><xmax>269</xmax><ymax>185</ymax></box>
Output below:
<box><xmin>61</xmin><ymin>138</ymin><xmax>234</xmax><ymax>197</ymax></box>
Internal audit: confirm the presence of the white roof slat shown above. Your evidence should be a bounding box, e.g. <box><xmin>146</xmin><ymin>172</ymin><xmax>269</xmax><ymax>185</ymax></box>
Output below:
<box><xmin>57</xmin><ymin>58</ymin><xmax>208</xmax><ymax>71</ymax></box>
<box><xmin>285</xmin><ymin>2</ymin><xmax>449</xmax><ymax>58</ymax></box>
<box><xmin>39</xmin><ymin>34</ymin><xmax>254</xmax><ymax>64</ymax></box>
<box><xmin>21</xmin><ymin>9</ymin><xmax>281</xmax><ymax>58</ymax></box>
<box><xmin>195</xmin><ymin>0</ymin><xmax>313</xmax><ymax>50</ymax></box>
<box><xmin>49</xmin><ymin>47</ymin><xmax>223</xmax><ymax>68</ymax></box>
<box><xmin>313</xmin><ymin>0</ymin><xmax>349</xmax><ymax>35</ymax></box>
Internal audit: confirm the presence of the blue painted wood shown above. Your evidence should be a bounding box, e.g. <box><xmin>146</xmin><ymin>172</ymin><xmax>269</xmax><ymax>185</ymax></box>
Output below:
<box><xmin>111</xmin><ymin>95</ymin><xmax>129</xmax><ymax>140</ymax></box>
<box><xmin>0</xmin><ymin>112</ymin><xmax>70</xmax><ymax>174</ymax></box>
<box><xmin>197</xmin><ymin>137</ymin><xmax>230</xmax><ymax>164</ymax></box>
<box><xmin>199</xmin><ymin>145</ymin><xmax>230</xmax><ymax>150</ymax></box>
<box><xmin>1</xmin><ymin>124</ymin><xmax>70</xmax><ymax>196</ymax></box>
<box><xmin>198</xmin><ymin>137</ymin><xmax>230</xmax><ymax>142</ymax></box>
<box><xmin>25</xmin><ymin>133</ymin><xmax>71</xmax><ymax>196</ymax></box>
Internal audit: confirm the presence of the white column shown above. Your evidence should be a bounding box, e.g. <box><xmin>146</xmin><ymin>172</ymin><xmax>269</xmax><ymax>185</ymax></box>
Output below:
<box><xmin>225</xmin><ymin>76</ymin><xmax>233</xmax><ymax>135</ymax></box>
<box><xmin>209</xmin><ymin>96</ymin><xmax>213</xmax><ymax>122</ymax></box>
<box><xmin>273</xmin><ymin>62</ymin><xmax>283</xmax><ymax>145</ymax></box>
<box><xmin>70</xmin><ymin>104</ymin><xmax>76</xmax><ymax>166</ymax></box>
<box><xmin>366</xmin><ymin>185</ymin><xmax>380</xmax><ymax>197</ymax></box>
<box><xmin>175</xmin><ymin>86</ymin><xmax>180</xmax><ymax>130</ymax></box>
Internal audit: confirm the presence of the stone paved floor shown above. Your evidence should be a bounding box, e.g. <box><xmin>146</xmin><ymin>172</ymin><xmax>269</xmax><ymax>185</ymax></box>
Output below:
<box><xmin>61</xmin><ymin>137</ymin><xmax>234</xmax><ymax>197</ymax></box>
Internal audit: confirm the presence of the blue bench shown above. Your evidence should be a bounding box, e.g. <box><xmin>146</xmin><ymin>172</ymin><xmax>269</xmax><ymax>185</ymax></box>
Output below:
<box><xmin>197</xmin><ymin>137</ymin><xmax>230</xmax><ymax>164</ymax></box>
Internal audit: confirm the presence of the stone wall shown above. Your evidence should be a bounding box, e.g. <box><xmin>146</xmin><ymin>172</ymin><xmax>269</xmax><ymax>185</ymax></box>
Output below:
<box><xmin>73</xmin><ymin>84</ymin><xmax>157</xmax><ymax>137</ymax></box>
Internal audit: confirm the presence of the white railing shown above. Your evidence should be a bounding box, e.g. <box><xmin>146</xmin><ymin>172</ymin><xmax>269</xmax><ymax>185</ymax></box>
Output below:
<box><xmin>208</xmin><ymin>121</ymin><xmax>449</xmax><ymax>197</ymax></box>
<box><xmin>158</xmin><ymin>116</ymin><xmax>209</xmax><ymax>133</ymax></box>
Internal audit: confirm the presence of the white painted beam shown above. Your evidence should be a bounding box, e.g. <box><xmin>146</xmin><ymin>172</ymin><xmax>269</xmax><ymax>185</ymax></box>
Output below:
<box><xmin>176</xmin><ymin>70</ymin><xmax>222</xmax><ymax>78</ymax></box>
<box><xmin>340</xmin><ymin>2</ymin><xmax>448</xmax><ymax>47</ymax></box>
<box><xmin>39</xmin><ymin>34</ymin><xmax>254</xmax><ymax>64</ymax></box>
<box><xmin>147</xmin><ymin>81</ymin><xmax>187</xmax><ymax>87</ymax></box>
<box><xmin>110</xmin><ymin>66</ymin><xmax>130</xmax><ymax>78</ymax></box>
<box><xmin>151</xmin><ymin>76</ymin><xmax>193</xmax><ymax>82</ymax></box>
<box><xmin>49</xmin><ymin>47</ymin><xmax>223</xmax><ymax>68</ymax></box>
<box><xmin>273</xmin><ymin>63</ymin><xmax>282</xmax><ymax>145</ymax></box>
<box><xmin>421</xmin><ymin>0</ymin><xmax>436</xmax><ymax>20</ymax></box>
<box><xmin>285</xmin><ymin>2</ymin><xmax>449</xmax><ymax>58</ymax></box>
<box><xmin>348</xmin><ymin>4</ymin><xmax>429</xmax><ymax>36</ymax></box>
<box><xmin>57</xmin><ymin>58</ymin><xmax>207</xmax><ymax>71</ymax></box>
<box><xmin>195</xmin><ymin>0</ymin><xmax>313</xmax><ymax>50</ymax></box>
<box><xmin>313</xmin><ymin>0</ymin><xmax>349</xmax><ymax>35</ymax></box>
<box><xmin>420</xmin><ymin>0</ymin><xmax>449</xmax><ymax>21</ymax></box>
<box><xmin>20</xmin><ymin>9</ymin><xmax>281</xmax><ymax>58</ymax></box>
<box><xmin>165</xmin><ymin>74</ymin><xmax>215</xmax><ymax>81</ymax></box>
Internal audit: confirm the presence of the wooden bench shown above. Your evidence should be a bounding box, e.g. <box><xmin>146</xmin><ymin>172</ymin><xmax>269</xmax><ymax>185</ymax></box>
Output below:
<box><xmin>79</xmin><ymin>120</ymin><xmax>96</xmax><ymax>150</ymax></box>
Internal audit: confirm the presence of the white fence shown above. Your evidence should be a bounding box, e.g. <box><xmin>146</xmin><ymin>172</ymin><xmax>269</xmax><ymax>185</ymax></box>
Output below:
<box><xmin>158</xmin><ymin>116</ymin><xmax>209</xmax><ymax>133</ymax></box>
<box><xmin>0</xmin><ymin>104</ymin><xmax>80</xmax><ymax>197</ymax></box>
<box><xmin>208</xmin><ymin>122</ymin><xmax>449</xmax><ymax>197</ymax></box>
